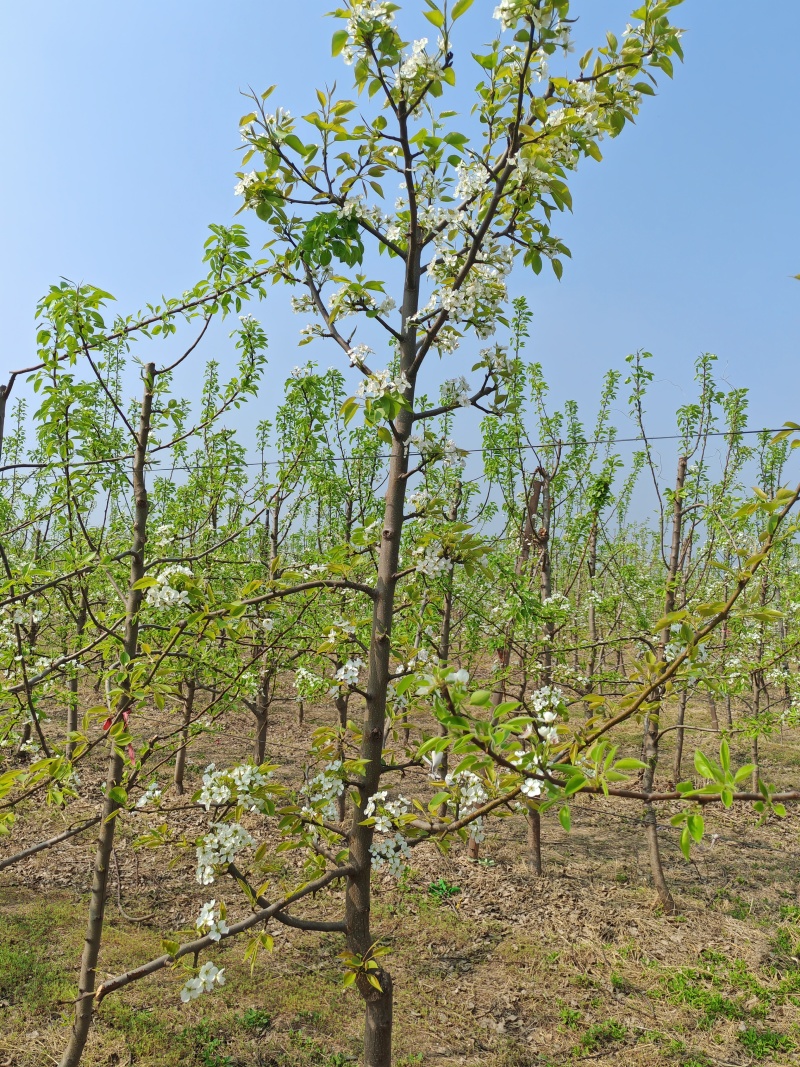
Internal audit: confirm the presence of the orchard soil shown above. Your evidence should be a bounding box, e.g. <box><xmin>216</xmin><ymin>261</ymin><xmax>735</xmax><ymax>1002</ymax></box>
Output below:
<box><xmin>1</xmin><ymin>690</ymin><xmax>799</xmax><ymax>1067</ymax></box>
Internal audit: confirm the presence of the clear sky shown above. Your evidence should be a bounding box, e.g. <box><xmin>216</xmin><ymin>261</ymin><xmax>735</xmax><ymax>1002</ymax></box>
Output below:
<box><xmin>1</xmin><ymin>0</ymin><xmax>798</xmax><ymax>452</ymax></box>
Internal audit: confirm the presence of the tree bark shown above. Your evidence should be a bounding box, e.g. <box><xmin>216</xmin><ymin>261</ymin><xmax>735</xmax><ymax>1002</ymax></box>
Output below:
<box><xmin>526</xmin><ymin>807</ymin><xmax>542</xmax><ymax>875</ymax></box>
<box><xmin>707</xmin><ymin>692</ymin><xmax>719</xmax><ymax>733</ymax></box>
<box><xmin>59</xmin><ymin>364</ymin><xmax>154</xmax><ymax>1067</ymax></box>
<box><xmin>344</xmin><ymin>199</ymin><xmax>423</xmax><ymax>1067</ymax></box>
<box><xmin>672</xmin><ymin>689</ymin><xmax>689</xmax><ymax>784</ymax></box>
<box><xmin>66</xmin><ymin>595</ymin><xmax>88</xmax><ymax>760</ymax></box>
<box><xmin>641</xmin><ymin>454</ymin><xmax>687</xmax><ymax>916</ymax></box>
<box><xmin>253</xmin><ymin>667</ymin><xmax>272</xmax><ymax>764</ymax></box>
<box><xmin>173</xmin><ymin>677</ymin><xmax>196</xmax><ymax>795</ymax></box>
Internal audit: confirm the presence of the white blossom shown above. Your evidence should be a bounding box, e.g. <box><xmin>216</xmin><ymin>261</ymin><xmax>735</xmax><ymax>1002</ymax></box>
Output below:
<box><xmin>180</xmin><ymin>961</ymin><xmax>226</xmax><ymax>1002</ymax></box>
<box><xmin>301</xmin><ymin>760</ymin><xmax>345</xmax><ymax>822</ymax></box>
<box><xmin>197</xmin><ymin>763</ymin><xmax>272</xmax><ymax>814</ymax></box>
<box><xmin>335</xmin><ymin>657</ymin><xmax>364</xmax><ymax>687</ymax></box>
<box><xmin>454</xmin><ymin>161</ymin><xmax>486</xmax><ymax>201</ymax></box>
<box><xmin>234</xmin><ymin>171</ymin><xmax>258</xmax><ymax>198</ymax></box>
<box><xmin>347</xmin><ymin>343</ymin><xmax>374</xmax><ymax>367</ymax></box>
<box><xmin>442</xmin><ymin>375</ymin><xmax>472</xmax><ymax>408</ymax></box>
<box><xmin>356</xmin><ymin>369</ymin><xmax>410</xmax><ymax>400</ymax></box>
<box><xmin>413</xmin><ymin>542</ymin><xmax>453</xmax><ymax>578</ymax></box>
<box><xmin>136</xmin><ymin>781</ymin><xmax>162</xmax><ymax>809</ymax></box>
<box><xmin>196</xmin><ymin>822</ymin><xmax>255</xmax><ymax>885</ymax></box>
<box><xmin>196</xmin><ymin>900</ymin><xmax>229</xmax><ymax>942</ymax></box>
<box><xmin>145</xmin><ymin>565</ymin><xmax>193</xmax><ymax>611</ymax></box>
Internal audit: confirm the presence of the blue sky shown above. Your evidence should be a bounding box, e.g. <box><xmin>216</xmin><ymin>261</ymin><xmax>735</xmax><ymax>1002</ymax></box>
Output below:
<box><xmin>1</xmin><ymin>0</ymin><xmax>798</xmax><ymax>458</ymax></box>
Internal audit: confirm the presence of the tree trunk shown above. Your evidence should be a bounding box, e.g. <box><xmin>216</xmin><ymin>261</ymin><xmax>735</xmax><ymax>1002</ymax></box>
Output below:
<box><xmin>253</xmin><ymin>666</ymin><xmax>272</xmax><ymax>764</ymax></box>
<box><xmin>526</xmin><ymin>806</ymin><xmax>542</xmax><ymax>875</ymax></box>
<box><xmin>336</xmin><ymin>690</ymin><xmax>349</xmax><ymax>823</ymax></box>
<box><xmin>363</xmin><ymin>970</ymin><xmax>394</xmax><ymax>1067</ymax></box>
<box><xmin>585</xmin><ymin>521</ymin><xmax>599</xmax><ymax>710</ymax></box>
<box><xmin>436</xmin><ymin>484</ymin><xmax>461</xmax><ymax>815</ymax></box>
<box><xmin>66</xmin><ymin>595</ymin><xmax>88</xmax><ymax>759</ymax></box>
<box><xmin>672</xmin><ymin>689</ymin><xmax>689</xmax><ymax>784</ymax></box>
<box><xmin>59</xmin><ymin>364</ymin><xmax>154</xmax><ymax>1067</ymax></box>
<box><xmin>707</xmin><ymin>692</ymin><xmax>719</xmax><ymax>733</ymax></box>
<box><xmin>641</xmin><ymin>454</ymin><xmax>687</xmax><ymax>916</ymax></box>
<box><xmin>173</xmin><ymin>677</ymin><xmax>196</xmax><ymax>795</ymax></box>
<box><xmin>345</xmin><ymin>222</ymin><xmax>424</xmax><ymax>1067</ymax></box>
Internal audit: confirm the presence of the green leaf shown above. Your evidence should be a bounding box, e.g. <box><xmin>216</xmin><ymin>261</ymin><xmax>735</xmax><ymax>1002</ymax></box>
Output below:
<box><xmin>468</xmin><ymin>690</ymin><xmax>492</xmax><ymax>707</ymax></box>
<box><xmin>424</xmin><ymin>8</ymin><xmax>445</xmax><ymax>29</ymax></box>
<box><xmin>132</xmin><ymin>576</ymin><xmax>159</xmax><ymax>590</ymax></box>
<box><xmin>680</xmin><ymin>825</ymin><xmax>691</xmax><ymax>860</ymax></box>
<box><xmin>694</xmin><ymin>750</ymin><xmax>717</xmax><ymax>781</ymax></box>
<box><xmin>687</xmin><ymin>813</ymin><xmax>704</xmax><ymax>843</ymax></box>
<box><xmin>564</xmin><ymin>774</ymin><xmax>586</xmax><ymax>797</ymax></box>
<box><xmin>559</xmin><ymin>806</ymin><xmax>571</xmax><ymax>832</ymax></box>
<box><xmin>653</xmin><ymin>609</ymin><xmax>688</xmax><ymax>631</ymax></box>
<box><xmin>451</xmin><ymin>0</ymin><xmax>475</xmax><ymax>19</ymax></box>
<box><xmin>614</xmin><ymin>758</ymin><xmax>646</xmax><ymax>771</ymax></box>
<box><xmin>108</xmin><ymin>786</ymin><xmax>128</xmax><ymax>806</ymax></box>
<box><xmin>719</xmin><ymin>739</ymin><xmax>730</xmax><ymax>774</ymax></box>
<box><xmin>341</xmin><ymin>397</ymin><xmax>360</xmax><ymax>426</ymax></box>
<box><xmin>331</xmin><ymin>30</ymin><xmax>348</xmax><ymax>57</ymax></box>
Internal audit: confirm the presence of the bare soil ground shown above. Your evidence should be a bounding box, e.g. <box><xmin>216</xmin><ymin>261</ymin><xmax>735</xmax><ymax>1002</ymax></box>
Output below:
<box><xmin>1</xmin><ymin>693</ymin><xmax>799</xmax><ymax>1067</ymax></box>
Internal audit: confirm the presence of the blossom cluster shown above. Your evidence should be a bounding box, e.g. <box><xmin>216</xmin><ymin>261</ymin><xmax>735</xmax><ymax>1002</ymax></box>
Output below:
<box><xmin>234</xmin><ymin>171</ymin><xmax>258</xmax><ymax>199</ymax></box>
<box><xmin>145</xmin><ymin>565</ymin><xmax>193</xmax><ymax>611</ymax></box>
<box><xmin>293</xmin><ymin>666</ymin><xmax>329</xmax><ymax>704</ymax></box>
<box><xmin>329</xmin><ymin>284</ymin><xmax>396</xmax><ymax>321</ymax></box>
<box><xmin>339</xmin><ymin>1</ymin><xmax>396</xmax><ymax>67</ymax></box>
<box><xmin>442</xmin><ymin>376</ymin><xmax>471</xmax><ymax>408</ymax></box>
<box><xmin>335</xmin><ymin>193</ymin><xmax>390</xmax><ymax>230</ymax></box>
<box><xmin>370</xmin><ymin>833</ymin><xmax>412</xmax><ymax>876</ymax></box>
<box><xmin>407</xmin><ymin>487</ymin><xmax>431</xmax><ymax>513</ymax></box>
<box><xmin>196</xmin><ymin>900</ymin><xmax>229</xmax><ymax>942</ymax></box>
<box><xmin>454</xmin><ymin>161</ymin><xmax>487</xmax><ymax>202</ymax></box>
<box><xmin>136</xmin><ymin>781</ymin><xmax>163</xmax><ymax>809</ymax></box>
<box><xmin>409</xmin><ymin>433</ymin><xmax>464</xmax><ymax>468</ymax></box>
<box><xmin>364</xmin><ymin>790</ymin><xmax>411</xmax><ymax>833</ymax></box>
<box><xmin>326</xmin><ymin>618</ymin><xmax>356</xmax><ymax>642</ymax></box>
<box><xmin>197</xmin><ymin>763</ymin><xmax>272</xmax><ymax>814</ymax></box>
<box><xmin>413</xmin><ymin>543</ymin><xmax>453</xmax><ymax>578</ymax></box>
<box><xmin>365</xmin><ymin>790</ymin><xmax>413</xmax><ymax>876</ymax></box>
<box><xmin>542</xmin><ymin>593</ymin><xmax>572</xmax><ymax>616</ymax></box>
<box><xmin>347</xmin><ymin>343</ymin><xmax>374</xmax><ymax>368</ymax></box>
<box><xmin>527</xmin><ymin>685</ymin><xmax>563</xmax><ymax>744</ymax></box>
<box><xmin>180</xmin><ymin>961</ymin><xmax>226</xmax><ymax>1002</ymax></box>
<box><xmin>300</xmin><ymin>760</ymin><xmax>345</xmax><ymax>822</ymax></box>
<box><xmin>196</xmin><ymin>822</ymin><xmax>255</xmax><ymax>885</ymax></box>
<box><xmin>413</xmin><ymin>240</ymin><xmax>515</xmax><ymax>339</ymax></box>
<box><xmin>444</xmin><ymin>770</ymin><xmax>487</xmax><ymax>813</ymax></box>
<box><xmin>335</xmin><ymin>657</ymin><xmax>364</xmax><ymax>687</ymax></box>
<box><xmin>399</xmin><ymin>38</ymin><xmax>442</xmax><ymax>86</ymax></box>
<box><xmin>356</xmin><ymin>369</ymin><xmax>410</xmax><ymax>400</ymax></box>
<box><xmin>152</xmin><ymin>523</ymin><xmax>175</xmax><ymax>547</ymax></box>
